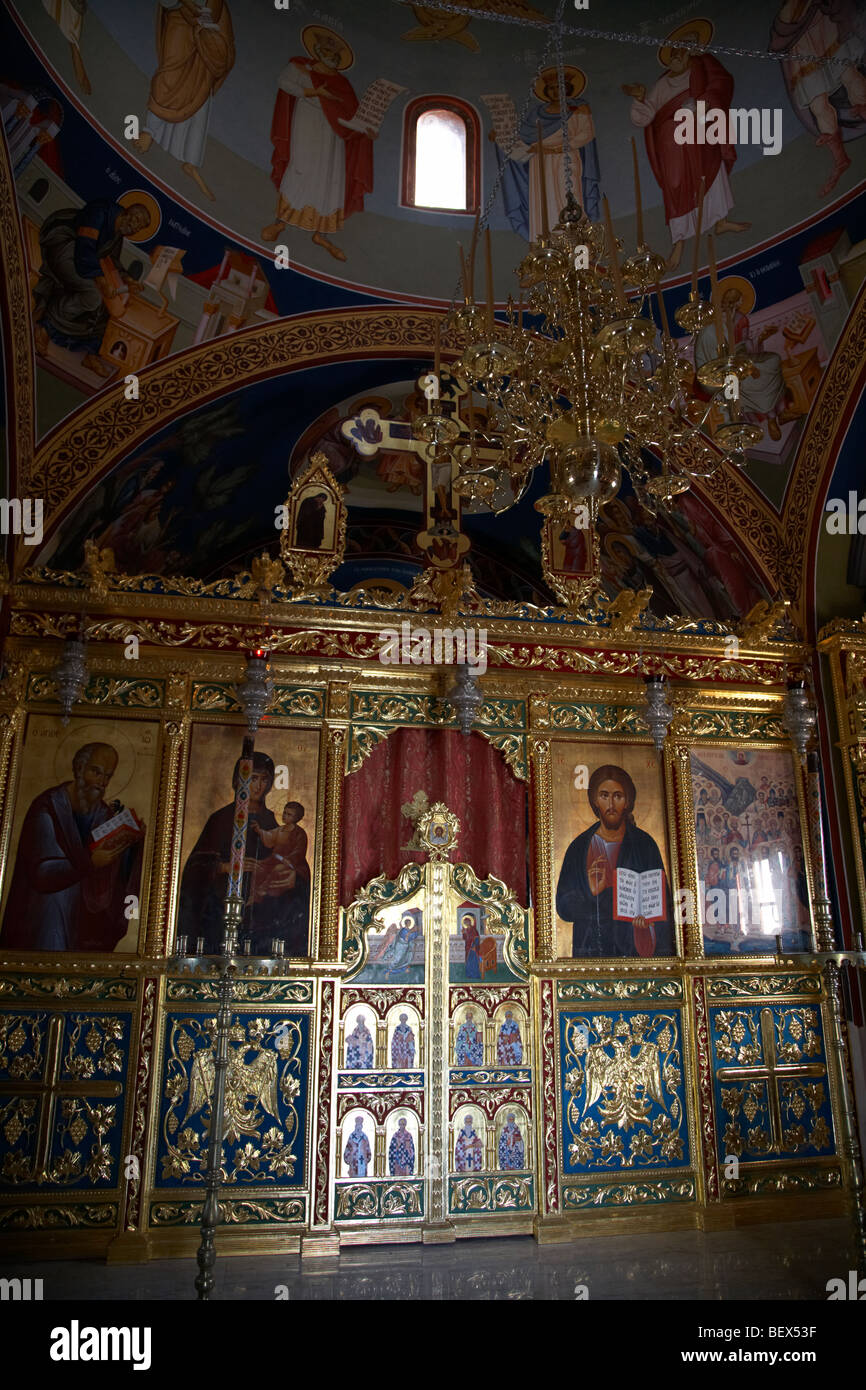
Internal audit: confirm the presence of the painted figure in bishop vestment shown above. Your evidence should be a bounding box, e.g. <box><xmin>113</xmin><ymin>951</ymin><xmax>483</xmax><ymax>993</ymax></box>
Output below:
<box><xmin>388</xmin><ymin>1117</ymin><xmax>415</xmax><ymax>1176</ymax></box>
<box><xmin>498</xmin><ymin>1112</ymin><xmax>525</xmax><ymax>1170</ymax></box>
<box><xmin>345</xmin><ymin>1013</ymin><xmax>374</xmax><ymax>1069</ymax></box>
<box><xmin>496</xmin><ymin>1010</ymin><xmax>523</xmax><ymax>1065</ymax></box>
<box><xmin>455</xmin><ymin>1009</ymin><xmax>483</xmax><ymax>1066</ymax></box>
<box><xmin>391</xmin><ymin>1013</ymin><xmax>416</xmax><ymax>1068</ymax></box>
<box><xmin>455</xmin><ymin>1114</ymin><xmax>483</xmax><ymax>1172</ymax></box>
<box><xmin>343</xmin><ymin>1116</ymin><xmax>372</xmax><ymax>1177</ymax></box>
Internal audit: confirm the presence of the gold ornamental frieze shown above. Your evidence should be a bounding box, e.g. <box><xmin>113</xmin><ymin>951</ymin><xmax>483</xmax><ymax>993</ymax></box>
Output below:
<box><xmin>562</xmin><ymin>1178</ymin><xmax>696</xmax><ymax>1207</ymax></box>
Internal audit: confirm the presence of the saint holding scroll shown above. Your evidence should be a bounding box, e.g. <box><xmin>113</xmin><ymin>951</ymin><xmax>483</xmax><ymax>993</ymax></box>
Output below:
<box><xmin>262</xmin><ymin>25</ymin><xmax>379</xmax><ymax>262</ymax></box>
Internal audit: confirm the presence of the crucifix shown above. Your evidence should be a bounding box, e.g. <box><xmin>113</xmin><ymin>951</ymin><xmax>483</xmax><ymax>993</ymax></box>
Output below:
<box><xmin>716</xmin><ymin>1007</ymin><xmax>826</xmax><ymax>1152</ymax></box>
<box><xmin>339</xmin><ymin>369</ymin><xmax>505</xmax><ymax>571</ymax></box>
<box><xmin>0</xmin><ymin>1015</ymin><xmax>123</xmax><ymax>1182</ymax></box>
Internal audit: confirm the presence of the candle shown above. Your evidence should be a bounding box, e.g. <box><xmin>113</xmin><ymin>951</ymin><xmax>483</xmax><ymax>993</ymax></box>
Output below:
<box><xmin>654</xmin><ymin>280</ymin><xmax>670</xmax><ymax>343</ymax></box>
<box><xmin>468</xmin><ymin>209</ymin><xmax>480</xmax><ymax>299</ymax></box>
<box><xmin>602</xmin><ymin>196</ymin><xmax>626</xmax><ymax>312</ymax></box>
<box><xmin>631</xmin><ymin>137</ymin><xmax>643</xmax><ymax>247</ymax></box>
<box><xmin>707</xmin><ymin>233</ymin><xmax>723</xmax><ymax>351</ymax></box>
<box><xmin>691</xmin><ymin>176</ymin><xmax>706</xmax><ymax>297</ymax></box>
<box><xmin>434</xmin><ymin>318</ymin><xmax>441</xmax><ymax>379</ymax></box>
<box><xmin>536</xmin><ymin>121</ymin><xmax>550</xmax><ymax>238</ymax></box>
<box><xmin>227</xmin><ymin>733</ymin><xmax>255</xmax><ymax>901</ymax></box>
<box><xmin>484</xmin><ymin>225</ymin><xmax>494</xmax><ymax>333</ymax></box>
<box><xmin>458</xmin><ymin>243</ymin><xmax>469</xmax><ymax>299</ymax></box>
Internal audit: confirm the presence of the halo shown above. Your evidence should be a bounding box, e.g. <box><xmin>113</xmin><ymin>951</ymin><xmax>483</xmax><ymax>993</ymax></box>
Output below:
<box><xmin>54</xmin><ymin>721</ymin><xmax>137</xmax><ymax>800</ymax></box>
<box><xmin>117</xmin><ymin>189</ymin><xmax>161</xmax><ymax>242</ymax></box>
<box><xmin>716</xmin><ymin>275</ymin><xmax>756</xmax><ymax>315</ymax></box>
<box><xmin>302</xmin><ymin>24</ymin><xmax>353</xmax><ymax>70</ymax></box>
<box><xmin>534</xmin><ymin>65</ymin><xmax>586</xmax><ymax>103</ymax></box>
<box><xmin>658</xmin><ymin>18</ymin><xmax>714</xmax><ymax>69</ymax></box>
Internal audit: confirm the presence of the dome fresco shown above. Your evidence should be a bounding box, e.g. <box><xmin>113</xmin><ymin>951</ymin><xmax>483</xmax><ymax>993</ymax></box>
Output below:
<box><xmin>2</xmin><ymin>0</ymin><xmax>865</xmax><ymax>629</ymax></box>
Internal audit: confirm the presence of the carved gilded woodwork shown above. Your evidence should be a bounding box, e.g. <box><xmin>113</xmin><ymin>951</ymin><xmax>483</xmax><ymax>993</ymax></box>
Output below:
<box><xmin>0</xmin><ymin>569</ymin><xmax>852</xmax><ymax>1255</ymax></box>
<box><xmin>817</xmin><ymin>624</ymin><xmax>866</xmax><ymax>931</ymax></box>
<box><xmin>279</xmin><ymin>452</ymin><xmax>348</xmax><ymax>595</ymax></box>
<box><xmin>562</xmin><ymin>1178</ymin><xmax>696</xmax><ymax>1207</ymax></box>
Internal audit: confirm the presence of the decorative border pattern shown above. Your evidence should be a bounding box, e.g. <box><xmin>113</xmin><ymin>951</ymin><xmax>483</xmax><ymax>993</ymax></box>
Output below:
<box><xmin>123</xmin><ymin>977</ymin><xmax>156</xmax><ymax>1234</ymax></box>
<box><xmin>313</xmin><ymin>981</ymin><xmax>334</xmax><ymax>1227</ymax></box>
<box><xmin>339</xmin><ymin>987</ymin><xmax>424</xmax><ymax>1020</ymax></box>
<box><xmin>150</xmin><ymin>1196</ymin><xmax>306</xmax><ymax>1226</ymax></box>
<box><xmin>562</xmin><ymin>1178</ymin><xmax>695</xmax><ymax>1207</ymax></box>
<box><xmin>692</xmin><ymin>977</ymin><xmax>719</xmax><ymax>1201</ymax></box>
<box><xmin>0</xmin><ymin>1204</ymin><xmax>118</xmax><ymax>1230</ymax></box>
<box><xmin>706</xmin><ymin>975</ymin><xmax>822</xmax><ymax>1000</ymax></box>
<box><xmin>540</xmin><ymin>979</ymin><xmax>559</xmax><ymax>1215</ymax></box>
<box><xmin>165</xmin><ymin>978</ymin><xmax>314</xmax><ymax>1004</ymax></box>
<box><xmin>336</xmin><ymin>1090</ymin><xmax>423</xmax><ymax>1123</ymax></box>
<box><xmin>0</xmin><ymin>977</ymin><xmax>136</xmax><ymax>1001</ymax></box>
<box><xmin>557</xmin><ymin>979</ymin><xmax>683</xmax><ymax>1003</ymax></box>
<box><xmin>16</xmin><ymin>308</ymin><xmax>454</xmax><ymax>569</ymax></box>
<box><xmin>334</xmin><ymin>1179</ymin><xmax>423</xmax><ymax>1221</ymax></box>
<box><xmin>449</xmin><ymin>1174</ymin><xmax>533</xmax><ymax>1214</ymax></box>
<box><xmin>721</xmin><ymin>1165</ymin><xmax>842</xmax><ymax>1197</ymax></box>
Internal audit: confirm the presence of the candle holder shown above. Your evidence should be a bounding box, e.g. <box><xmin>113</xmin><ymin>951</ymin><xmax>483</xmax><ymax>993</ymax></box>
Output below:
<box><xmin>174</xmin><ymin>935</ymin><xmax>188</xmax><ymax>958</ymax></box>
<box><xmin>674</xmin><ymin>292</ymin><xmax>714</xmax><ymax>335</ymax></box>
<box><xmin>696</xmin><ymin>350</ymin><xmax>754</xmax><ymax>391</ymax></box>
<box><xmin>234</xmin><ymin>652</ymin><xmax>273</xmax><ymax>734</ymax></box>
<box><xmin>622</xmin><ymin>245</ymin><xmax>666</xmax><ymax>291</ymax></box>
<box><xmin>52</xmin><ymin>635</ymin><xmax>88</xmax><ymax>725</ymax></box>
<box><xmin>782</xmin><ymin>678</ymin><xmax>816</xmax><ymax>765</ymax></box>
<box><xmin>593</xmin><ymin>316</ymin><xmax>656</xmax><ymax>357</ymax></box>
<box><xmin>448</xmin><ymin>663</ymin><xmax>484</xmax><ymax>736</ymax></box>
<box><xmin>642</xmin><ymin>673</ymin><xmax>674</xmax><ymax>754</ymax></box>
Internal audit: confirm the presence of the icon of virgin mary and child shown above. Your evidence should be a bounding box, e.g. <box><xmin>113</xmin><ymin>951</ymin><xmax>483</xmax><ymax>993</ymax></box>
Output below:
<box><xmin>177</xmin><ymin>752</ymin><xmax>310</xmax><ymax>955</ymax></box>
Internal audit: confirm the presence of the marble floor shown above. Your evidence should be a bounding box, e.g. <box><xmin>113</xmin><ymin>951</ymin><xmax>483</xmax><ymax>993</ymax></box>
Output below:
<box><xmin>2</xmin><ymin>1218</ymin><xmax>856</xmax><ymax>1300</ymax></box>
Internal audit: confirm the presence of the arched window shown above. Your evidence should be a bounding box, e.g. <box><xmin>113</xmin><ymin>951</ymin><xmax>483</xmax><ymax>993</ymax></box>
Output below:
<box><xmin>402</xmin><ymin>96</ymin><xmax>479</xmax><ymax>214</ymax></box>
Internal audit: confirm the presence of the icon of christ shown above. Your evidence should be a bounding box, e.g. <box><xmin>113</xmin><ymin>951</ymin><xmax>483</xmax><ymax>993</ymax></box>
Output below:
<box><xmin>556</xmin><ymin>763</ymin><xmax>673</xmax><ymax>958</ymax></box>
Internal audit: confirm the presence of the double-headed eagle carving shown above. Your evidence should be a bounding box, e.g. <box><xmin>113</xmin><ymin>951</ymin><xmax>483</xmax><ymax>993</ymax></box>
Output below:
<box><xmin>187</xmin><ymin>1045</ymin><xmax>281</xmax><ymax>1144</ymax></box>
<box><xmin>582</xmin><ymin>1037</ymin><xmax>665</xmax><ymax>1131</ymax></box>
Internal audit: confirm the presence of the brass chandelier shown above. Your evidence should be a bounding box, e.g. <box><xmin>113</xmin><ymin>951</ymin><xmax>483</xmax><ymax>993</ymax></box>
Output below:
<box><xmin>428</xmin><ymin>126</ymin><xmax>761</xmax><ymax>528</ymax></box>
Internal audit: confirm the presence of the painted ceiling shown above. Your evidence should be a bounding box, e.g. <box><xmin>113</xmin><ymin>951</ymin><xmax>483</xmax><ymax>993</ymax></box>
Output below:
<box><xmin>2</xmin><ymin>0</ymin><xmax>865</xmax><ymax>633</ymax></box>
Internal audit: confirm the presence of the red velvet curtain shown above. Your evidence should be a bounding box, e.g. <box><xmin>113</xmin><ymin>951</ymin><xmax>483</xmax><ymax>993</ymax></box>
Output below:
<box><xmin>340</xmin><ymin>728</ymin><xmax>527</xmax><ymax>907</ymax></box>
